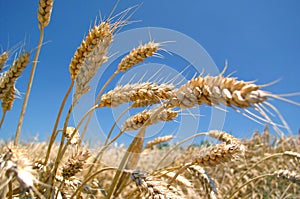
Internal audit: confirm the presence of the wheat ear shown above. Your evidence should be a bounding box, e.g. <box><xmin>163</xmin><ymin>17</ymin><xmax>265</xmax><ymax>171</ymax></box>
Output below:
<box><xmin>129</xmin><ymin>171</ymin><xmax>182</xmax><ymax>199</ymax></box>
<box><xmin>123</xmin><ymin>108</ymin><xmax>178</xmax><ymax>132</ymax></box>
<box><xmin>69</xmin><ymin>21</ymin><xmax>112</xmax><ymax>81</ymax></box>
<box><xmin>192</xmin><ymin>142</ymin><xmax>244</xmax><ymax>166</ymax></box>
<box><xmin>61</xmin><ymin>150</ymin><xmax>90</xmax><ymax>180</ymax></box>
<box><xmin>100</xmin><ymin>82</ymin><xmax>175</xmax><ymax>107</ymax></box>
<box><xmin>145</xmin><ymin>135</ymin><xmax>174</xmax><ymax>149</ymax></box>
<box><xmin>73</xmin><ymin>21</ymin><xmax>114</xmax><ymax>102</ymax></box>
<box><xmin>207</xmin><ymin>130</ymin><xmax>239</xmax><ymax>144</ymax></box>
<box><xmin>0</xmin><ymin>52</ymin><xmax>30</xmax><ymax>98</ymax></box>
<box><xmin>0</xmin><ymin>52</ymin><xmax>30</xmax><ymax>128</ymax></box>
<box><xmin>170</xmin><ymin>70</ymin><xmax>294</xmax><ymax>134</ymax></box>
<box><xmin>171</xmin><ymin>72</ymin><xmax>266</xmax><ymax>109</ymax></box>
<box><xmin>117</xmin><ymin>41</ymin><xmax>161</xmax><ymax>72</ymax></box>
<box><xmin>0</xmin><ymin>86</ymin><xmax>17</xmax><ymax>128</ymax></box>
<box><xmin>37</xmin><ymin>0</ymin><xmax>54</xmax><ymax>28</ymax></box>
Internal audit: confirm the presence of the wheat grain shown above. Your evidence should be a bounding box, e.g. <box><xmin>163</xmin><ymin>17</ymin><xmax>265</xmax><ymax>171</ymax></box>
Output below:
<box><xmin>100</xmin><ymin>82</ymin><xmax>176</xmax><ymax>107</ymax></box>
<box><xmin>117</xmin><ymin>41</ymin><xmax>161</xmax><ymax>72</ymax></box>
<box><xmin>37</xmin><ymin>0</ymin><xmax>53</xmax><ymax>28</ymax></box>
<box><xmin>145</xmin><ymin>135</ymin><xmax>174</xmax><ymax>149</ymax></box>
<box><xmin>123</xmin><ymin>108</ymin><xmax>178</xmax><ymax>132</ymax></box>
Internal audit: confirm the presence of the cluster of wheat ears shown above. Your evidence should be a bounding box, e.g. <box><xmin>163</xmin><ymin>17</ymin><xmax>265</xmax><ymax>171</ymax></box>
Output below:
<box><xmin>0</xmin><ymin>1</ymin><xmax>299</xmax><ymax>199</ymax></box>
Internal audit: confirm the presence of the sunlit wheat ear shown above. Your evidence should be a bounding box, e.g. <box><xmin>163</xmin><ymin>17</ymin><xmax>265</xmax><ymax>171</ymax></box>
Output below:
<box><xmin>100</xmin><ymin>82</ymin><xmax>176</xmax><ymax>107</ymax></box>
<box><xmin>37</xmin><ymin>0</ymin><xmax>54</xmax><ymax>28</ymax></box>
<box><xmin>170</xmin><ymin>72</ymin><xmax>266</xmax><ymax>108</ymax></box>
<box><xmin>207</xmin><ymin>130</ymin><xmax>239</xmax><ymax>144</ymax></box>
<box><xmin>169</xmin><ymin>69</ymin><xmax>298</xmax><ymax>133</ymax></box>
<box><xmin>145</xmin><ymin>135</ymin><xmax>174</xmax><ymax>149</ymax></box>
<box><xmin>69</xmin><ymin>21</ymin><xmax>112</xmax><ymax>81</ymax></box>
<box><xmin>72</xmin><ymin>22</ymin><xmax>114</xmax><ymax>101</ymax></box>
<box><xmin>122</xmin><ymin>108</ymin><xmax>178</xmax><ymax>132</ymax></box>
<box><xmin>187</xmin><ymin>165</ymin><xmax>218</xmax><ymax>198</ymax></box>
<box><xmin>117</xmin><ymin>41</ymin><xmax>161</xmax><ymax>72</ymax></box>
<box><xmin>0</xmin><ymin>52</ymin><xmax>30</xmax><ymax>98</ymax></box>
<box><xmin>192</xmin><ymin>142</ymin><xmax>245</xmax><ymax>166</ymax></box>
<box><xmin>0</xmin><ymin>51</ymin><xmax>8</xmax><ymax>72</ymax></box>
<box><xmin>61</xmin><ymin>150</ymin><xmax>90</xmax><ymax>179</ymax></box>
<box><xmin>273</xmin><ymin>170</ymin><xmax>300</xmax><ymax>185</ymax></box>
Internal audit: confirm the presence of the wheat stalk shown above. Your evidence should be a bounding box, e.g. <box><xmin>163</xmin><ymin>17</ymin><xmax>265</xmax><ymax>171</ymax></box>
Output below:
<box><xmin>15</xmin><ymin>0</ymin><xmax>54</xmax><ymax>145</ymax></box>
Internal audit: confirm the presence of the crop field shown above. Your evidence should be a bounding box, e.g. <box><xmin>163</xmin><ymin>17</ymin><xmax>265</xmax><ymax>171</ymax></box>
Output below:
<box><xmin>0</xmin><ymin>1</ymin><xmax>299</xmax><ymax>198</ymax></box>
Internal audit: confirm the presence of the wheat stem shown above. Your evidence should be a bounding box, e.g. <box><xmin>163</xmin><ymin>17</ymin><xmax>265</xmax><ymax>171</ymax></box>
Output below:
<box><xmin>14</xmin><ymin>28</ymin><xmax>44</xmax><ymax>145</ymax></box>
<box><xmin>44</xmin><ymin>80</ymin><xmax>75</xmax><ymax>165</ymax></box>
<box><xmin>155</xmin><ymin>132</ymin><xmax>208</xmax><ymax>170</ymax></box>
<box><xmin>228</xmin><ymin>174</ymin><xmax>272</xmax><ymax>199</ymax></box>
<box><xmin>70</xmin><ymin>167</ymin><xmax>117</xmax><ymax>199</ymax></box>
<box><xmin>84</xmin><ymin>106</ymin><xmax>130</xmax><ymax>179</ymax></box>
<box><xmin>227</xmin><ymin>152</ymin><xmax>284</xmax><ymax>196</ymax></box>
<box><xmin>0</xmin><ymin>111</ymin><xmax>6</xmax><ymax>129</ymax></box>
<box><xmin>106</xmin><ymin>106</ymin><xmax>165</xmax><ymax>198</ymax></box>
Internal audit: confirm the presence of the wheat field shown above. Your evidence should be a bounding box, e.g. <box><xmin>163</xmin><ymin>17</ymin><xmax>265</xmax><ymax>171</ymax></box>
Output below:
<box><xmin>0</xmin><ymin>1</ymin><xmax>299</xmax><ymax>198</ymax></box>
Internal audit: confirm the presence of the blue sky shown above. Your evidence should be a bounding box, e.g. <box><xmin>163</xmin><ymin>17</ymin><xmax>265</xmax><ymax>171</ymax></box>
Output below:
<box><xmin>0</xmin><ymin>1</ymin><xmax>300</xmax><ymax>145</ymax></box>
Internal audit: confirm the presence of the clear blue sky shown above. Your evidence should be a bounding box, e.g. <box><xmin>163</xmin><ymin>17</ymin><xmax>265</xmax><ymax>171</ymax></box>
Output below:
<box><xmin>0</xmin><ymin>0</ymin><xmax>300</xmax><ymax>145</ymax></box>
